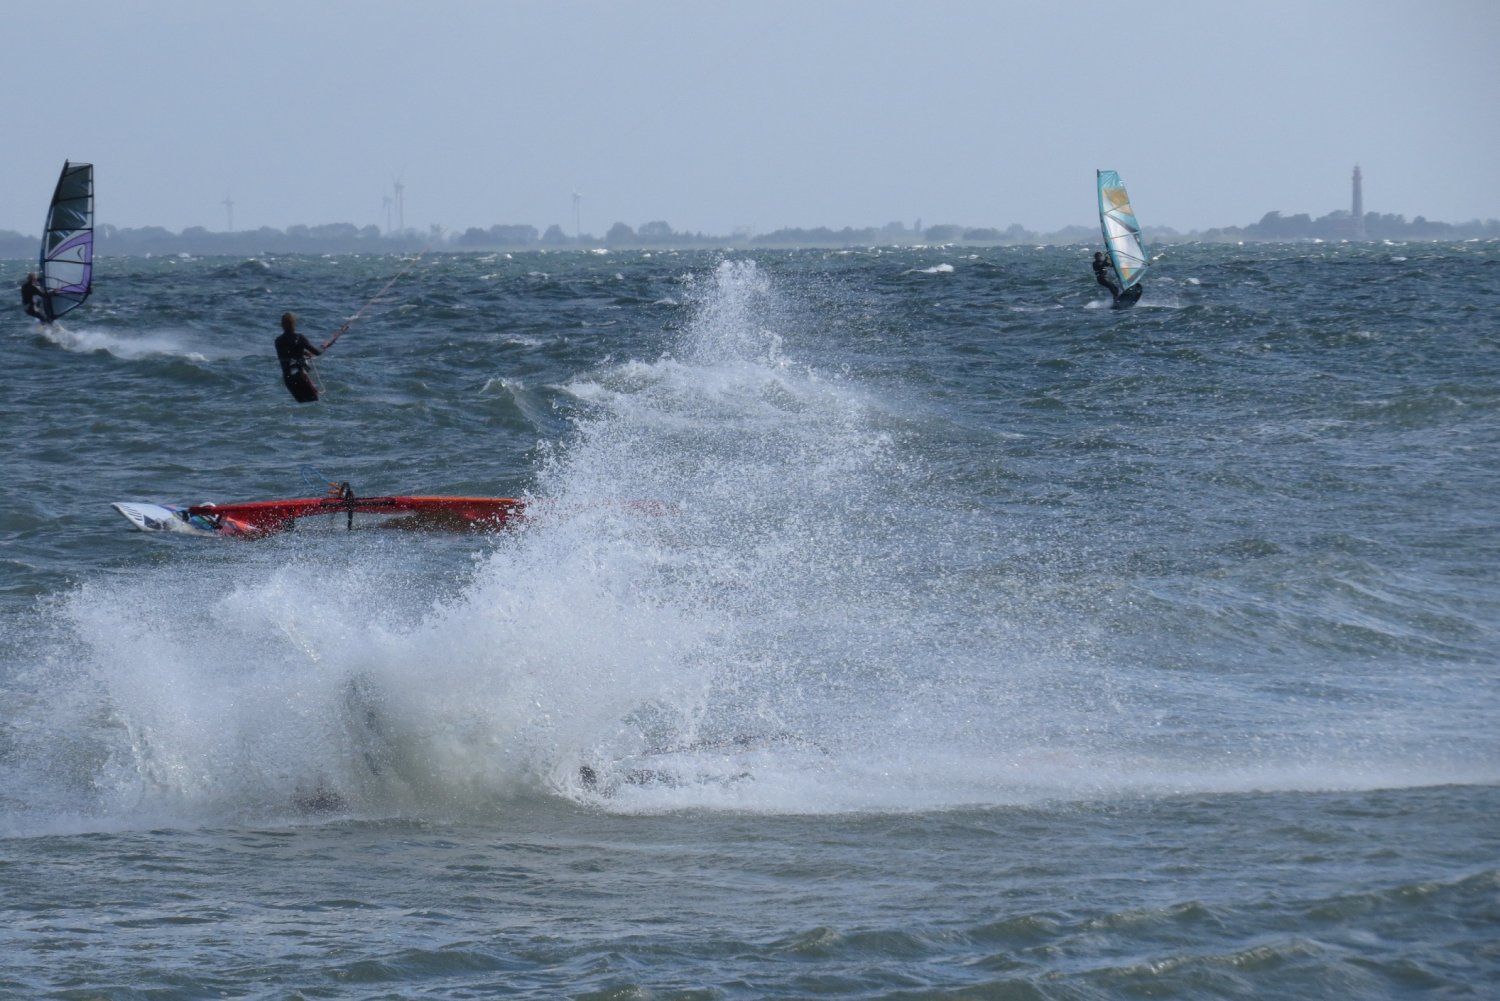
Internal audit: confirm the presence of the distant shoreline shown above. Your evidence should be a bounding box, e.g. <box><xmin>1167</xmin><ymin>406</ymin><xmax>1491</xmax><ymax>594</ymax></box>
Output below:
<box><xmin>3</xmin><ymin>210</ymin><xmax>1497</xmax><ymax>260</ymax></box>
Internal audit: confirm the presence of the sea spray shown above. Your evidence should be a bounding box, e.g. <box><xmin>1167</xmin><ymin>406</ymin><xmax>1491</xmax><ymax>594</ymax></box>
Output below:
<box><xmin>525</xmin><ymin>258</ymin><xmax>1088</xmax><ymax>809</ymax></box>
<box><xmin>23</xmin><ymin>258</ymin><xmax>1136</xmax><ymax>819</ymax></box>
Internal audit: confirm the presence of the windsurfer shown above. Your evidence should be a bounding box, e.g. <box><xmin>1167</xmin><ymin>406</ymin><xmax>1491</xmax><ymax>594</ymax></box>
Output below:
<box><xmin>1092</xmin><ymin>252</ymin><xmax>1121</xmax><ymax>302</ymax></box>
<box><xmin>274</xmin><ymin>311</ymin><xmax>323</xmax><ymax>403</ymax></box>
<box><xmin>20</xmin><ymin>272</ymin><xmax>49</xmax><ymax>322</ymax></box>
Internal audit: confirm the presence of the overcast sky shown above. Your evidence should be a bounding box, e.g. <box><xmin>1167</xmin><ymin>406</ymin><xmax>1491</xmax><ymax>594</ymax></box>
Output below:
<box><xmin>4</xmin><ymin>0</ymin><xmax>1496</xmax><ymax>238</ymax></box>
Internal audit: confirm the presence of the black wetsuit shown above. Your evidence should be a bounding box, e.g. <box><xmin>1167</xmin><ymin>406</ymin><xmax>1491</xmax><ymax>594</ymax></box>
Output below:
<box><xmin>275</xmin><ymin>330</ymin><xmax>323</xmax><ymax>403</ymax></box>
<box><xmin>20</xmin><ymin>278</ymin><xmax>48</xmax><ymax>321</ymax></box>
<box><xmin>1092</xmin><ymin>255</ymin><xmax>1121</xmax><ymax>300</ymax></box>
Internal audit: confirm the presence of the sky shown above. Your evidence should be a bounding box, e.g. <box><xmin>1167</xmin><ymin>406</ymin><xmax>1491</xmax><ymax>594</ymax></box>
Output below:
<box><xmin>4</xmin><ymin>0</ymin><xmax>1497</xmax><ymax>239</ymax></box>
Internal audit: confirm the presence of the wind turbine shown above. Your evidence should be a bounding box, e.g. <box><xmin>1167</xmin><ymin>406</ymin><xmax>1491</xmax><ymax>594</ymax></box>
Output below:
<box><xmin>221</xmin><ymin>194</ymin><xmax>234</xmax><ymax>233</ymax></box>
<box><xmin>390</xmin><ymin>169</ymin><xmax>406</xmax><ymax>233</ymax></box>
<box><xmin>572</xmin><ymin>189</ymin><xmax>582</xmax><ymax>240</ymax></box>
<box><xmin>383</xmin><ymin>194</ymin><xmax>393</xmax><ymax>234</ymax></box>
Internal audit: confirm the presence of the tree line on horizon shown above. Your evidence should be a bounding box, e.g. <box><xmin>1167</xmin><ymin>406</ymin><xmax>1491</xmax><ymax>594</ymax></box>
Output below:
<box><xmin>2</xmin><ymin>208</ymin><xmax>1496</xmax><ymax>259</ymax></box>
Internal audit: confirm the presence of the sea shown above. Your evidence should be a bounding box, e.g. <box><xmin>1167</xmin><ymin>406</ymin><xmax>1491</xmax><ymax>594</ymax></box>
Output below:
<box><xmin>1</xmin><ymin>243</ymin><xmax>1497</xmax><ymax>999</ymax></box>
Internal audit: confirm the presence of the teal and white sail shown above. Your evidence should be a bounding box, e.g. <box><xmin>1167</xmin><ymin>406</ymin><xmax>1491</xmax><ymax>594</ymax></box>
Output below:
<box><xmin>1096</xmin><ymin>169</ymin><xmax>1149</xmax><ymax>289</ymax></box>
<box><xmin>39</xmin><ymin>161</ymin><xmax>94</xmax><ymax>322</ymax></box>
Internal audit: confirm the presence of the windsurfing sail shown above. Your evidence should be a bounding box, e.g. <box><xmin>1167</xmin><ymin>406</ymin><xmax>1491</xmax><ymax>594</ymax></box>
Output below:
<box><xmin>113</xmin><ymin>490</ymin><xmax>671</xmax><ymax>538</ymax></box>
<box><xmin>113</xmin><ymin>496</ymin><xmax>524</xmax><ymax>537</ymax></box>
<box><xmin>39</xmin><ymin>161</ymin><xmax>94</xmax><ymax>322</ymax></box>
<box><xmin>1096</xmin><ymin>169</ymin><xmax>1149</xmax><ymax>290</ymax></box>
<box><xmin>175</xmin><ymin>495</ymin><xmax>523</xmax><ymax>536</ymax></box>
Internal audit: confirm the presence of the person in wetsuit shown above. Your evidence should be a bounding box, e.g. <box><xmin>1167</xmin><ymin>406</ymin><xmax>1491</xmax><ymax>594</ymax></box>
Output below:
<box><xmin>1092</xmin><ymin>252</ymin><xmax>1121</xmax><ymax>302</ymax></box>
<box><xmin>20</xmin><ymin>272</ymin><xmax>49</xmax><ymax>322</ymax></box>
<box><xmin>274</xmin><ymin>311</ymin><xmax>323</xmax><ymax>402</ymax></box>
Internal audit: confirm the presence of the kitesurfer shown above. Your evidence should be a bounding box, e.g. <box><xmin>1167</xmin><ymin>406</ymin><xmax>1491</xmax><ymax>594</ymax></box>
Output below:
<box><xmin>1092</xmin><ymin>252</ymin><xmax>1121</xmax><ymax>302</ymax></box>
<box><xmin>274</xmin><ymin>311</ymin><xmax>323</xmax><ymax>403</ymax></box>
<box><xmin>20</xmin><ymin>272</ymin><xmax>49</xmax><ymax>322</ymax></box>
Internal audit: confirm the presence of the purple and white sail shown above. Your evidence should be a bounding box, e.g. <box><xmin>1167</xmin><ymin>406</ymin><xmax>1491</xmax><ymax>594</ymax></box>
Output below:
<box><xmin>40</xmin><ymin>161</ymin><xmax>94</xmax><ymax>322</ymax></box>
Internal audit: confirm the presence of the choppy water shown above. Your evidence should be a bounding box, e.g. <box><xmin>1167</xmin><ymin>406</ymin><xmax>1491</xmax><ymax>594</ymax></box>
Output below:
<box><xmin>2</xmin><ymin>243</ymin><xmax>1497</xmax><ymax>998</ymax></box>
